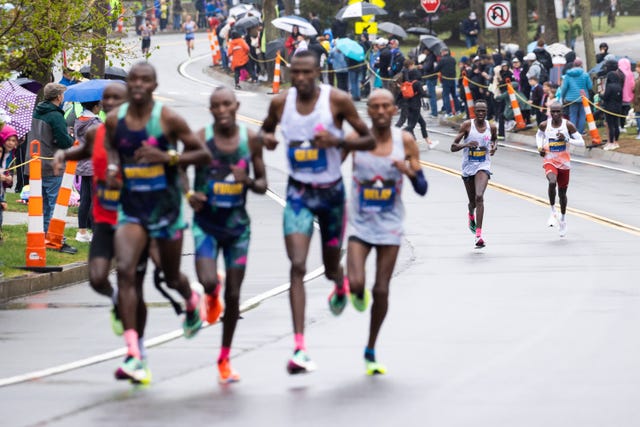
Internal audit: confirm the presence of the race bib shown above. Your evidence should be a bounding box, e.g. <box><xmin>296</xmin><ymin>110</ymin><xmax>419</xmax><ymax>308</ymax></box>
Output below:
<box><xmin>288</xmin><ymin>146</ymin><xmax>327</xmax><ymax>173</ymax></box>
<box><xmin>208</xmin><ymin>180</ymin><xmax>245</xmax><ymax>208</ymax></box>
<box><xmin>359</xmin><ymin>182</ymin><xmax>396</xmax><ymax>213</ymax></box>
<box><xmin>123</xmin><ymin>164</ymin><xmax>167</xmax><ymax>192</ymax></box>
<box><xmin>548</xmin><ymin>138</ymin><xmax>566</xmax><ymax>152</ymax></box>
<box><xmin>468</xmin><ymin>147</ymin><xmax>487</xmax><ymax>162</ymax></box>
<box><xmin>96</xmin><ymin>182</ymin><xmax>120</xmax><ymax>211</ymax></box>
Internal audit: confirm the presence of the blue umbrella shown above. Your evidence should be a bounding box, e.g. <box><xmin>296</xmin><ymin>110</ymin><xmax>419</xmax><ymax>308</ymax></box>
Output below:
<box><xmin>336</xmin><ymin>38</ymin><xmax>365</xmax><ymax>62</ymax></box>
<box><xmin>63</xmin><ymin>79</ymin><xmax>124</xmax><ymax>103</ymax></box>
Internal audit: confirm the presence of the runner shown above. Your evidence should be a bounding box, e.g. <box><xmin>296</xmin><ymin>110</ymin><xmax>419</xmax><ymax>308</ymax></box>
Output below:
<box><xmin>346</xmin><ymin>89</ymin><xmax>427</xmax><ymax>375</ymax></box>
<box><xmin>260</xmin><ymin>50</ymin><xmax>375</xmax><ymax>374</ymax></box>
<box><xmin>187</xmin><ymin>87</ymin><xmax>267</xmax><ymax>384</ymax></box>
<box><xmin>104</xmin><ymin>62</ymin><xmax>212</xmax><ymax>383</ymax></box>
<box><xmin>140</xmin><ymin>19</ymin><xmax>153</xmax><ymax>57</ymax></box>
<box><xmin>182</xmin><ymin>15</ymin><xmax>197</xmax><ymax>57</ymax></box>
<box><xmin>450</xmin><ymin>99</ymin><xmax>497</xmax><ymax>248</ymax></box>
<box><xmin>536</xmin><ymin>101</ymin><xmax>584</xmax><ymax>237</ymax></box>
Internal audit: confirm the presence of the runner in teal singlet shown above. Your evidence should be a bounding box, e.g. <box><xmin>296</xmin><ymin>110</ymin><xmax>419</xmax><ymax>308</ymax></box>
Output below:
<box><xmin>187</xmin><ymin>87</ymin><xmax>267</xmax><ymax>384</ymax></box>
<box><xmin>104</xmin><ymin>62</ymin><xmax>212</xmax><ymax>383</ymax></box>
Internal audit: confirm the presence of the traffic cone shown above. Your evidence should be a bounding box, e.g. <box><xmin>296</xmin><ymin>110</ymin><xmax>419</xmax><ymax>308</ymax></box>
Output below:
<box><xmin>25</xmin><ymin>141</ymin><xmax>46</xmax><ymax>268</ymax></box>
<box><xmin>46</xmin><ymin>142</ymin><xmax>79</xmax><ymax>251</ymax></box>
<box><xmin>581</xmin><ymin>90</ymin><xmax>601</xmax><ymax>146</ymax></box>
<box><xmin>117</xmin><ymin>16</ymin><xmax>124</xmax><ymax>33</ymax></box>
<box><xmin>462</xmin><ymin>74</ymin><xmax>475</xmax><ymax>119</ymax></box>
<box><xmin>506</xmin><ymin>80</ymin><xmax>526</xmax><ymax>130</ymax></box>
<box><xmin>270</xmin><ymin>51</ymin><xmax>281</xmax><ymax>95</ymax></box>
<box><xmin>208</xmin><ymin>31</ymin><xmax>217</xmax><ymax>66</ymax></box>
<box><xmin>212</xmin><ymin>28</ymin><xmax>222</xmax><ymax>64</ymax></box>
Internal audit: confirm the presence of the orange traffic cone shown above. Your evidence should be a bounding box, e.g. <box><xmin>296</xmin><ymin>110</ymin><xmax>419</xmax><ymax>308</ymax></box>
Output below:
<box><xmin>581</xmin><ymin>90</ymin><xmax>601</xmax><ymax>146</ymax></box>
<box><xmin>462</xmin><ymin>74</ymin><xmax>475</xmax><ymax>119</ymax></box>
<box><xmin>25</xmin><ymin>141</ymin><xmax>46</xmax><ymax>268</ymax></box>
<box><xmin>506</xmin><ymin>80</ymin><xmax>526</xmax><ymax>130</ymax></box>
<box><xmin>270</xmin><ymin>51</ymin><xmax>281</xmax><ymax>95</ymax></box>
<box><xmin>46</xmin><ymin>142</ymin><xmax>79</xmax><ymax>251</ymax></box>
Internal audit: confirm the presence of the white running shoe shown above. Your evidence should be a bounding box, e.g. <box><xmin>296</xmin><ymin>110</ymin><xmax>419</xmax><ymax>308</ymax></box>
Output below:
<box><xmin>75</xmin><ymin>231</ymin><xmax>92</xmax><ymax>242</ymax></box>
<box><xmin>559</xmin><ymin>220</ymin><xmax>567</xmax><ymax>237</ymax></box>
<box><xmin>547</xmin><ymin>212</ymin><xmax>558</xmax><ymax>227</ymax></box>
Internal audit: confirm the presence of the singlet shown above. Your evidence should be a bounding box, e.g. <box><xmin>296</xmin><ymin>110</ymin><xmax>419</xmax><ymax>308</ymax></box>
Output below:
<box><xmin>194</xmin><ymin>124</ymin><xmax>251</xmax><ymax>240</ymax></box>
<box><xmin>114</xmin><ymin>102</ymin><xmax>181</xmax><ymax>230</ymax></box>
<box><xmin>461</xmin><ymin>119</ymin><xmax>493</xmax><ymax>177</ymax></box>
<box><xmin>91</xmin><ymin>124</ymin><xmax>119</xmax><ymax>225</ymax></box>
<box><xmin>141</xmin><ymin>26</ymin><xmax>152</xmax><ymax>40</ymax></box>
<box><xmin>348</xmin><ymin>127</ymin><xmax>405</xmax><ymax>246</ymax></box>
<box><xmin>542</xmin><ymin>118</ymin><xmax>571</xmax><ymax>169</ymax></box>
<box><xmin>184</xmin><ymin>21</ymin><xmax>196</xmax><ymax>39</ymax></box>
<box><xmin>280</xmin><ymin>84</ymin><xmax>344</xmax><ymax>184</ymax></box>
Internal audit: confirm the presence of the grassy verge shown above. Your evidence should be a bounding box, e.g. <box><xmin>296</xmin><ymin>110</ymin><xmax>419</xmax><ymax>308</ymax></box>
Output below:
<box><xmin>0</xmin><ymin>225</ymin><xmax>89</xmax><ymax>279</ymax></box>
<box><xmin>2</xmin><ymin>192</ymin><xmax>78</xmax><ymax>216</ymax></box>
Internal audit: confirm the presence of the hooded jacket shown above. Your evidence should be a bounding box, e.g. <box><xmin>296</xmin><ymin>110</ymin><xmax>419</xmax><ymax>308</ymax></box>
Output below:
<box><xmin>28</xmin><ymin>101</ymin><xmax>74</xmax><ymax>177</ymax></box>
<box><xmin>602</xmin><ymin>65</ymin><xmax>624</xmax><ymax>114</ymax></box>
<box><xmin>618</xmin><ymin>58</ymin><xmax>634</xmax><ymax>103</ymax></box>
<box><xmin>73</xmin><ymin>113</ymin><xmax>101</xmax><ymax>176</ymax></box>
<box><xmin>560</xmin><ymin>66</ymin><xmax>592</xmax><ymax>102</ymax></box>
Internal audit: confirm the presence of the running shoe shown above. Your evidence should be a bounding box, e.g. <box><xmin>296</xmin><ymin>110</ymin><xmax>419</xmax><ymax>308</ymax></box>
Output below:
<box><xmin>365</xmin><ymin>360</ymin><xmax>387</xmax><ymax>376</ymax></box>
<box><xmin>328</xmin><ymin>279</ymin><xmax>350</xmax><ymax>316</ymax></box>
<box><xmin>114</xmin><ymin>356</ymin><xmax>148</xmax><ymax>382</ymax></box>
<box><xmin>350</xmin><ymin>289</ymin><xmax>371</xmax><ymax>312</ymax></box>
<box><xmin>183</xmin><ymin>291</ymin><xmax>205</xmax><ymax>339</ymax></box>
<box><xmin>559</xmin><ymin>220</ymin><xmax>568</xmax><ymax>237</ymax></box>
<box><xmin>218</xmin><ymin>358</ymin><xmax>241</xmax><ymax>384</ymax></box>
<box><xmin>206</xmin><ymin>293</ymin><xmax>224</xmax><ymax>325</ymax></box>
<box><xmin>287</xmin><ymin>349</ymin><xmax>317</xmax><ymax>374</ymax></box>
<box><xmin>131</xmin><ymin>358</ymin><xmax>152</xmax><ymax>385</ymax></box>
<box><xmin>75</xmin><ymin>231</ymin><xmax>92</xmax><ymax>242</ymax></box>
<box><xmin>547</xmin><ymin>212</ymin><xmax>559</xmax><ymax>227</ymax></box>
<box><xmin>110</xmin><ymin>305</ymin><xmax>124</xmax><ymax>336</ymax></box>
<box><xmin>468</xmin><ymin>215</ymin><xmax>476</xmax><ymax>234</ymax></box>
<box><xmin>475</xmin><ymin>236</ymin><xmax>485</xmax><ymax>248</ymax></box>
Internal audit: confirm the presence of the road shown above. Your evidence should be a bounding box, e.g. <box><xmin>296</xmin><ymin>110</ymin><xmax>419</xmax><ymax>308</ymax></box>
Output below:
<box><xmin>1</xmin><ymin>32</ymin><xmax>639</xmax><ymax>426</ymax></box>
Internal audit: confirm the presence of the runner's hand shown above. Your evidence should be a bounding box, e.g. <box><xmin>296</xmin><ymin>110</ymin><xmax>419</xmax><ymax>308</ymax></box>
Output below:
<box><xmin>490</xmin><ymin>143</ymin><xmax>497</xmax><ymax>156</ymax></box>
<box><xmin>105</xmin><ymin>172</ymin><xmax>123</xmax><ymax>191</ymax></box>
<box><xmin>538</xmin><ymin>148</ymin><xmax>546</xmax><ymax>157</ymax></box>
<box><xmin>392</xmin><ymin>159</ymin><xmax>413</xmax><ymax>177</ymax></box>
<box><xmin>466</xmin><ymin>140</ymin><xmax>479</xmax><ymax>149</ymax></box>
<box><xmin>556</xmin><ymin>132</ymin><xmax>566</xmax><ymax>141</ymax></box>
<box><xmin>134</xmin><ymin>143</ymin><xmax>169</xmax><ymax>164</ymax></box>
<box><xmin>187</xmin><ymin>191</ymin><xmax>207</xmax><ymax>212</ymax></box>
<box><xmin>262</xmin><ymin>132</ymin><xmax>279</xmax><ymax>150</ymax></box>
<box><xmin>52</xmin><ymin>149</ymin><xmax>65</xmax><ymax>176</ymax></box>
<box><xmin>313</xmin><ymin>130</ymin><xmax>338</xmax><ymax>149</ymax></box>
<box><xmin>230</xmin><ymin>163</ymin><xmax>248</xmax><ymax>184</ymax></box>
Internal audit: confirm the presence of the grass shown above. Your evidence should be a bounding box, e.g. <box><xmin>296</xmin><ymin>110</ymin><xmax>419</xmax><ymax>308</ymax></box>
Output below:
<box><xmin>2</xmin><ymin>191</ymin><xmax>78</xmax><ymax>216</ymax></box>
<box><xmin>0</xmin><ymin>224</ymin><xmax>89</xmax><ymax>279</ymax></box>
<box><xmin>590</xmin><ymin>15</ymin><xmax>640</xmax><ymax>36</ymax></box>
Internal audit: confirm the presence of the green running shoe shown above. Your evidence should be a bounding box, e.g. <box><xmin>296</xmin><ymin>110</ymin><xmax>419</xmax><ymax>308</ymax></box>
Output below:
<box><xmin>350</xmin><ymin>289</ymin><xmax>371</xmax><ymax>312</ymax></box>
<box><xmin>287</xmin><ymin>349</ymin><xmax>317</xmax><ymax>374</ymax></box>
<box><xmin>110</xmin><ymin>306</ymin><xmax>124</xmax><ymax>336</ymax></box>
<box><xmin>468</xmin><ymin>216</ymin><xmax>476</xmax><ymax>234</ymax></box>
<box><xmin>328</xmin><ymin>279</ymin><xmax>350</xmax><ymax>316</ymax></box>
<box><xmin>131</xmin><ymin>358</ymin><xmax>152</xmax><ymax>385</ymax></box>
<box><xmin>365</xmin><ymin>360</ymin><xmax>387</xmax><ymax>376</ymax></box>
<box><xmin>114</xmin><ymin>356</ymin><xmax>147</xmax><ymax>382</ymax></box>
<box><xmin>183</xmin><ymin>307</ymin><xmax>203</xmax><ymax>339</ymax></box>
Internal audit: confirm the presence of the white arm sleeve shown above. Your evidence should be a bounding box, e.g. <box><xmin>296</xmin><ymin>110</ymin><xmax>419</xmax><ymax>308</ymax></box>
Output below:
<box><xmin>535</xmin><ymin>129</ymin><xmax>546</xmax><ymax>149</ymax></box>
<box><xmin>569</xmin><ymin>131</ymin><xmax>585</xmax><ymax>147</ymax></box>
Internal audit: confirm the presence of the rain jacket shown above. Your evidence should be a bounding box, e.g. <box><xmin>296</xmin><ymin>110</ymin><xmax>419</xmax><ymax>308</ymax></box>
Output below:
<box><xmin>618</xmin><ymin>58</ymin><xmax>634</xmax><ymax>103</ymax></box>
<box><xmin>73</xmin><ymin>112</ymin><xmax>101</xmax><ymax>176</ymax></box>
<box><xmin>560</xmin><ymin>66</ymin><xmax>592</xmax><ymax>102</ymax></box>
<box><xmin>227</xmin><ymin>37</ymin><xmax>250</xmax><ymax>69</ymax></box>
<box><xmin>28</xmin><ymin>101</ymin><xmax>73</xmax><ymax>177</ymax></box>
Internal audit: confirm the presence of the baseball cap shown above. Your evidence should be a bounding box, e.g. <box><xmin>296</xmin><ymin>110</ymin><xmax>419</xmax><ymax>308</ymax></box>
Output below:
<box><xmin>460</xmin><ymin>56</ymin><xmax>469</xmax><ymax>63</ymax></box>
<box><xmin>376</xmin><ymin>37</ymin><xmax>388</xmax><ymax>46</ymax></box>
<box><xmin>43</xmin><ymin>83</ymin><xmax>67</xmax><ymax>101</ymax></box>
<box><xmin>523</xmin><ymin>53</ymin><xmax>536</xmax><ymax>61</ymax></box>
<box><xmin>469</xmin><ymin>12</ymin><xmax>477</xmax><ymax>19</ymax></box>
<box><xmin>512</xmin><ymin>57</ymin><xmax>521</xmax><ymax>63</ymax></box>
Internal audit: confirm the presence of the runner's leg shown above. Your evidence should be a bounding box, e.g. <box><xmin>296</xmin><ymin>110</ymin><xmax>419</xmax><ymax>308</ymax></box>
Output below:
<box><xmin>285</xmin><ymin>233</ymin><xmax>312</xmax><ymax>337</ymax></box>
<box><xmin>367</xmin><ymin>245</ymin><xmax>400</xmax><ymax>351</ymax></box>
<box><xmin>347</xmin><ymin>238</ymin><xmax>372</xmax><ymax>298</ymax></box>
<box><xmin>473</xmin><ymin>172</ymin><xmax>489</xmax><ymax>230</ymax></box>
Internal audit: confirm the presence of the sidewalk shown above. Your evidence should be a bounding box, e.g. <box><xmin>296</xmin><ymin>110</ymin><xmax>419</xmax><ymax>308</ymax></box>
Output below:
<box><xmin>2</xmin><ymin>210</ymin><xmax>79</xmax><ymax>227</ymax></box>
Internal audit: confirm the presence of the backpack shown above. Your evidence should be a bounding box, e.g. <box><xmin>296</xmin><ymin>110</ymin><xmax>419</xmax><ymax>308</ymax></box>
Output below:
<box><xmin>390</xmin><ymin>50</ymin><xmax>405</xmax><ymax>74</ymax></box>
<box><xmin>538</xmin><ymin>65</ymin><xmax>549</xmax><ymax>84</ymax></box>
<box><xmin>401</xmin><ymin>80</ymin><xmax>417</xmax><ymax>98</ymax></box>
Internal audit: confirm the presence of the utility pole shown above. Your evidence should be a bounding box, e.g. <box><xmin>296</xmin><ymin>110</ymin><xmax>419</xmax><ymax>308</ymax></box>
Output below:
<box><xmin>580</xmin><ymin>0</ymin><xmax>596</xmax><ymax>71</ymax></box>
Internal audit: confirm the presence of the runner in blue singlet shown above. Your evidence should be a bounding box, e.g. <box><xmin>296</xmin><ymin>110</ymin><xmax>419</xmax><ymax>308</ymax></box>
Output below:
<box><xmin>182</xmin><ymin>15</ymin><xmax>197</xmax><ymax>57</ymax></box>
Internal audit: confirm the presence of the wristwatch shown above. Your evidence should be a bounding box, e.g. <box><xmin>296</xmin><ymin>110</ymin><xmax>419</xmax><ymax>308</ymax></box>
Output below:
<box><xmin>167</xmin><ymin>149</ymin><xmax>179</xmax><ymax>166</ymax></box>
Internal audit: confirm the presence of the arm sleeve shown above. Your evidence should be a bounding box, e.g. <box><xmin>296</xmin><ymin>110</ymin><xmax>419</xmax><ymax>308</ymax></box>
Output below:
<box><xmin>536</xmin><ymin>129</ymin><xmax>546</xmax><ymax>149</ymax></box>
<box><xmin>569</xmin><ymin>131</ymin><xmax>585</xmax><ymax>147</ymax></box>
<box><xmin>409</xmin><ymin>169</ymin><xmax>428</xmax><ymax>196</ymax></box>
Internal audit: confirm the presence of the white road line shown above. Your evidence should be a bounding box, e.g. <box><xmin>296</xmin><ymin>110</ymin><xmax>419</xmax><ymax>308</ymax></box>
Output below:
<box><xmin>177</xmin><ymin>54</ymin><xmax>257</xmax><ymax>97</ymax></box>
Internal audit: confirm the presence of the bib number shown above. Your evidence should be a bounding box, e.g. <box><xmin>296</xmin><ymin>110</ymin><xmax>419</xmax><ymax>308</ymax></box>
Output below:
<box><xmin>208</xmin><ymin>180</ymin><xmax>244</xmax><ymax>208</ymax></box>
<box><xmin>359</xmin><ymin>184</ymin><xmax>396</xmax><ymax>213</ymax></box>
<box><xmin>288</xmin><ymin>146</ymin><xmax>327</xmax><ymax>173</ymax></box>
<box><xmin>96</xmin><ymin>182</ymin><xmax>120</xmax><ymax>211</ymax></box>
<box><xmin>548</xmin><ymin>139</ymin><xmax>566</xmax><ymax>152</ymax></box>
<box><xmin>123</xmin><ymin>164</ymin><xmax>167</xmax><ymax>192</ymax></box>
<box><xmin>468</xmin><ymin>148</ymin><xmax>487</xmax><ymax>162</ymax></box>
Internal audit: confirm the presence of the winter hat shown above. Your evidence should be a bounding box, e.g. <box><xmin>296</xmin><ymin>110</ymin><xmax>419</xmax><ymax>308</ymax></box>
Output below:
<box><xmin>0</xmin><ymin>124</ymin><xmax>17</xmax><ymax>146</ymax></box>
<box><xmin>573</xmin><ymin>57</ymin><xmax>583</xmax><ymax>67</ymax></box>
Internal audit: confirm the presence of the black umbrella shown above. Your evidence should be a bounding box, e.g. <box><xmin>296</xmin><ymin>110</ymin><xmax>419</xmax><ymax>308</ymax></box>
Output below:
<box><xmin>378</xmin><ymin>22</ymin><xmax>407</xmax><ymax>39</ymax></box>
<box><xmin>420</xmin><ymin>35</ymin><xmax>447</xmax><ymax>56</ymax></box>
<box><xmin>80</xmin><ymin>65</ymin><xmax>128</xmax><ymax>80</ymax></box>
<box><xmin>336</xmin><ymin>3</ymin><xmax>387</xmax><ymax>20</ymax></box>
<box><xmin>265</xmin><ymin>38</ymin><xmax>285</xmax><ymax>61</ymax></box>
<box><xmin>406</xmin><ymin>27</ymin><xmax>437</xmax><ymax>36</ymax></box>
<box><xmin>235</xmin><ymin>15</ymin><xmax>261</xmax><ymax>31</ymax></box>
<box><xmin>11</xmin><ymin>78</ymin><xmax>43</xmax><ymax>94</ymax></box>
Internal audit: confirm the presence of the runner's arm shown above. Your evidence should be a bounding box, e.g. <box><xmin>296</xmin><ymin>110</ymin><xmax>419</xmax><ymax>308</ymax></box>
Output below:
<box><xmin>536</xmin><ymin>122</ymin><xmax>547</xmax><ymax>155</ymax></box>
<box><xmin>489</xmin><ymin>122</ymin><xmax>498</xmax><ymax>155</ymax></box>
<box><xmin>259</xmin><ymin>94</ymin><xmax>285</xmax><ymax>150</ymax></box>
<box><xmin>566</xmin><ymin>122</ymin><xmax>585</xmax><ymax>147</ymax></box>
<box><xmin>451</xmin><ymin>121</ymin><xmax>473</xmax><ymax>152</ymax></box>
<box><xmin>169</xmin><ymin>110</ymin><xmax>212</xmax><ymax>166</ymax></box>
<box><xmin>332</xmin><ymin>89</ymin><xmax>374</xmax><ymax>151</ymax></box>
<box><xmin>103</xmin><ymin>112</ymin><xmax>122</xmax><ymax>189</ymax></box>
<box><xmin>400</xmin><ymin>130</ymin><xmax>427</xmax><ymax>196</ymax></box>
<box><xmin>247</xmin><ymin>129</ymin><xmax>267</xmax><ymax>194</ymax></box>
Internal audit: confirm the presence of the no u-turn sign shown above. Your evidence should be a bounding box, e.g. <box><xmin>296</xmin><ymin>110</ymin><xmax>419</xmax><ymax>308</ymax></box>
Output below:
<box><xmin>485</xmin><ymin>1</ymin><xmax>512</xmax><ymax>29</ymax></box>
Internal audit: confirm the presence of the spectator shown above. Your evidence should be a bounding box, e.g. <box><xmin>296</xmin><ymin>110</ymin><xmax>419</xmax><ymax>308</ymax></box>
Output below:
<box><xmin>308</xmin><ymin>35</ymin><xmax>328</xmax><ymax>83</ymax></box>
<box><xmin>1</xmin><ymin>125</ymin><xmax>19</xmax><ymax>240</ymax></box>
<box><xmin>227</xmin><ymin>30</ymin><xmax>253</xmax><ymax>89</ymax></box>
<box><xmin>561</xmin><ymin>15</ymin><xmax>581</xmax><ymax>51</ymax></box>
<box><xmin>595</xmin><ymin>42</ymin><xmax>609</xmax><ymax>64</ymax></box>
<box><xmin>601</xmin><ymin>62</ymin><xmax>624</xmax><ymax>150</ymax></box>
<box><xmin>619</xmin><ymin>58</ymin><xmax>634</xmax><ymax>130</ymax></box>
<box><xmin>293</xmin><ymin>34</ymin><xmax>308</xmax><ymax>56</ymax></box>
<box><xmin>329</xmin><ymin>40</ymin><xmax>349</xmax><ymax>92</ymax></box>
<box><xmin>172</xmin><ymin>0</ymin><xmax>183</xmax><ymax>30</ymax></box>
<box><xmin>533</xmin><ymin>38</ymin><xmax>553</xmax><ymax>77</ymax></box>
<box><xmin>402</xmin><ymin>63</ymin><xmax>431</xmax><ymax>144</ymax></box>
<box><xmin>388</xmin><ymin>39</ymin><xmax>405</xmax><ymax>77</ymax></box>
<box><xmin>461</xmin><ymin>11</ymin><xmax>480</xmax><ymax>48</ymax></box>
<box><xmin>159</xmin><ymin>0</ymin><xmax>168</xmax><ymax>31</ymax></box>
<box><xmin>331</xmin><ymin>19</ymin><xmax>346</xmax><ymax>39</ymax></box>
<box><xmin>511</xmin><ymin>57</ymin><xmax>523</xmax><ymax>86</ymax></box>
<box><xmin>633</xmin><ymin>62</ymin><xmax>640</xmax><ymax>139</ymax></box>
<box><xmin>529</xmin><ymin>75</ymin><xmax>545</xmax><ymax>124</ymax></box>
<box><xmin>376</xmin><ymin>38</ymin><xmax>392</xmax><ymax>90</ymax></box>
<box><xmin>59</xmin><ymin>68</ymin><xmax>78</xmax><ymax>87</ymax></box>
<box><xmin>369</xmin><ymin>42</ymin><xmax>382</xmax><ymax>91</ymax></box>
<box><xmin>346</xmin><ymin>45</ymin><xmax>364</xmax><ymax>101</ymax></box>
<box><xmin>28</xmin><ymin>83</ymin><xmax>74</xmax><ymax>241</ymax></box>
<box><xmin>560</xmin><ymin>58</ymin><xmax>592</xmax><ymax>134</ymax></box>
<box><xmin>285</xmin><ymin>26</ymin><xmax>300</xmax><ymax>59</ymax></box>
<box><xmin>435</xmin><ymin>47</ymin><xmax>460</xmax><ymax>116</ymax></box>
<box><xmin>525</xmin><ymin>52</ymin><xmax>547</xmax><ymax>85</ymax></box>
<box><xmin>420</xmin><ymin>46</ymin><xmax>438</xmax><ymax>119</ymax></box>
<box><xmin>309</xmin><ymin>12</ymin><xmax>322</xmax><ymax>36</ymax></box>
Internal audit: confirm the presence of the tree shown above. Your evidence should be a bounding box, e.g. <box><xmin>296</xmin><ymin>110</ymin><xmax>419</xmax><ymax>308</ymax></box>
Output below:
<box><xmin>538</xmin><ymin>0</ymin><xmax>559</xmax><ymax>43</ymax></box>
<box><xmin>0</xmin><ymin>0</ymin><xmax>130</xmax><ymax>85</ymax></box>
<box><xmin>580</xmin><ymin>0</ymin><xmax>596</xmax><ymax>71</ymax></box>
<box><xmin>516</xmin><ymin>0</ymin><xmax>528</xmax><ymax>52</ymax></box>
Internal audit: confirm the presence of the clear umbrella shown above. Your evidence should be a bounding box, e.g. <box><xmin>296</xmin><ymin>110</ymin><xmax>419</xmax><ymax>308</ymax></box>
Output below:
<box><xmin>271</xmin><ymin>16</ymin><xmax>317</xmax><ymax>36</ymax></box>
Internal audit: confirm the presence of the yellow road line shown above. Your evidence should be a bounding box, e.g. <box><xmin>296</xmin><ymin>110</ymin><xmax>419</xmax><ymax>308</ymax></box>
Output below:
<box><xmin>420</xmin><ymin>160</ymin><xmax>640</xmax><ymax>237</ymax></box>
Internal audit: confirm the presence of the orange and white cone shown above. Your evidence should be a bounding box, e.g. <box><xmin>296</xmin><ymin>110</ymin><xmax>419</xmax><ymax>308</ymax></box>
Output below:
<box><xmin>581</xmin><ymin>90</ymin><xmax>601</xmax><ymax>146</ymax></box>
<box><xmin>506</xmin><ymin>81</ymin><xmax>526</xmax><ymax>130</ymax></box>
<box><xmin>46</xmin><ymin>142</ymin><xmax>79</xmax><ymax>250</ymax></box>
<box><xmin>26</xmin><ymin>141</ymin><xmax>46</xmax><ymax>267</ymax></box>
<box><xmin>270</xmin><ymin>51</ymin><xmax>281</xmax><ymax>95</ymax></box>
<box><xmin>212</xmin><ymin>28</ymin><xmax>222</xmax><ymax>64</ymax></box>
<box><xmin>462</xmin><ymin>74</ymin><xmax>475</xmax><ymax>119</ymax></box>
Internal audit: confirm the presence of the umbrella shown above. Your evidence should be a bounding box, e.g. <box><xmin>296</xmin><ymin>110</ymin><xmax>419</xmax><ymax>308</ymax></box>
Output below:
<box><xmin>336</xmin><ymin>3</ymin><xmax>387</xmax><ymax>20</ymax></box>
<box><xmin>265</xmin><ymin>38</ymin><xmax>285</xmax><ymax>60</ymax></box>
<box><xmin>80</xmin><ymin>65</ymin><xmax>128</xmax><ymax>80</ymax></box>
<box><xmin>63</xmin><ymin>79</ymin><xmax>124</xmax><ymax>103</ymax></box>
<box><xmin>545</xmin><ymin>43</ymin><xmax>572</xmax><ymax>57</ymax></box>
<box><xmin>588</xmin><ymin>56</ymin><xmax>636</xmax><ymax>76</ymax></box>
<box><xmin>12</xmin><ymin>78</ymin><xmax>43</xmax><ymax>94</ymax></box>
<box><xmin>378</xmin><ymin>22</ymin><xmax>407</xmax><ymax>39</ymax></box>
<box><xmin>271</xmin><ymin>16</ymin><xmax>317</xmax><ymax>36</ymax></box>
<box><xmin>0</xmin><ymin>81</ymin><xmax>37</xmax><ymax>138</ymax></box>
<box><xmin>336</xmin><ymin>38</ymin><xmax>365</xmax><ymax>62</ymax></box>
<box><xmin>419</xmin><ymin>35</ymin><xmax>447</xmax><ymax>56</ymax></box>
<box><xmin>406</xmin><ymin>27</ymin><xmax>437</xmax><ymax>36</ymax></box>
<box><xmin>235</xmin><ymin>15</ymin><xmax>262</xmax><ymax>31</ymax></box>
<box><xmin>229</xmin><ymin>4</ymin><xmax>260</xmax><ymax>19</ymax></box>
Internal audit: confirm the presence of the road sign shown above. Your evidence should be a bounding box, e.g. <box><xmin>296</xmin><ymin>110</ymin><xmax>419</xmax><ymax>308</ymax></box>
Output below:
<box><xmin>420</xmin><ymin>0</ymin><xmax>440</xmax><ymax>14</ymax></box>
<box><xmin>485</xmin><ymin>2</ymin><xmax>512</xmax><ymax>29</ymax></box>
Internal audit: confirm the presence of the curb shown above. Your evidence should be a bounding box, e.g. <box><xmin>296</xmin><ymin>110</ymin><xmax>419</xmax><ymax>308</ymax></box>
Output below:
<box><xmin>0</xmin><ymin>262</ymin><xmax>88</xmax><ymax>304</ymax></box>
